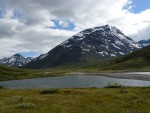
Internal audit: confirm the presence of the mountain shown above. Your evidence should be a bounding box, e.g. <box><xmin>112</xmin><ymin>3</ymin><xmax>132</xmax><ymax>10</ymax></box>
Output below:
<box><xmin>102</xmin><ymin>45</ymin><xmax>150</xmax><ymax>70</ymax></box>
<box><xmin>138</xmin><ymin>39</ymin><xmax>150</xmax><ymax>47</ymax></box>
<box><xmin>24</xmin><ymin>25</ymin><xmax>141</xmax><ymax>68</ymax></box>
<box><xmin>0</xmin><ymin>54</ymin><xmax>33</xmax><ymax>67</ymax></box>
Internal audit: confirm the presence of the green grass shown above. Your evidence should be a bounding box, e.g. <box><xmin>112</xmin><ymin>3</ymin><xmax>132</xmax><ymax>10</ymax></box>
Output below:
<box><xmin>0</xmin><ymin>65</ymin><xmax>75</xmax><ymax>81</ymax></box>
<box><xmin>0</xmin><ymin>88</ymin><xmax>150</xmax><ymax>113</ymax></box>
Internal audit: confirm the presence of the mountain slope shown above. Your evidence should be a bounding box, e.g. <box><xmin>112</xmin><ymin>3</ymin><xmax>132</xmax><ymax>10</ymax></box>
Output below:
<box><xmin>138</xmin><ymin>39</ymin><xmax>150</xmax><ymax>47</ymax></box>
<box><xmin>24</xmin><ymin>25</ymin><xmax>141</xmax><ymax>68</ymax></box>
<box><xmin>0</xmin><ymin>54</ymin><xmax>33</xmax><ymax>67</ymax></box>
<box><xmin>102</xmin><ymin>45</ymin><xmax>150</xmax><ymax>70</ymax></box>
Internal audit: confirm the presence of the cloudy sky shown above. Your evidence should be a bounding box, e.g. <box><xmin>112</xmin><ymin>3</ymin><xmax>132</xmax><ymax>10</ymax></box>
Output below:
<box><xmin>0</xmin><ymin>0</ymin><xmax>150</xmax><ymax>58</ymax></box>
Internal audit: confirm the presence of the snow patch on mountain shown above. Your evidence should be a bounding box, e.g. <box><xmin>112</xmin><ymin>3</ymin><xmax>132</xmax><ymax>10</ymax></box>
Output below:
<box><xmin>75</xmin><ymin>32</ymin><xmax>84</xmax><ymax>37</ymax></box>
<box><xmin>111</xmin><ymin>43</ymin><xmax>121</xmax><ymax>50</ymax></box>
<box><xmin>39</xmin><ymin>54</ymin><xmax>48</xmax><ymax>59</ymax></box>
<box><xmin>119</xmin><ymin>52</ymin><xmax>125</xmax><ymax>55</ymax></box>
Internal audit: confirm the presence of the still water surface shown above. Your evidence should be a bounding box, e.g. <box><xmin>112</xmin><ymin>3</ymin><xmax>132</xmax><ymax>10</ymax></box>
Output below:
<box><xmin>0</xmin><ymin>74</ymin><xmax>150</xmax><ymax>89</ymax></box>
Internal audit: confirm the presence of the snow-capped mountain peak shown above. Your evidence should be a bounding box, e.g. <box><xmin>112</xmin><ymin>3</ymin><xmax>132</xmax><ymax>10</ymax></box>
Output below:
<box><xmin>61</xmin><ymin>25</ymin><xmax>141</xmax><ymax>50</ymax></box>
<box><xmin>24</xmin><ymin>25</ymin><xmax>142</xmax><ymax>68</ymax></box>
<box><xmin>0</xmin><ymin>54</ymin><xmax>33</xmax><ymax>67</ymax></box>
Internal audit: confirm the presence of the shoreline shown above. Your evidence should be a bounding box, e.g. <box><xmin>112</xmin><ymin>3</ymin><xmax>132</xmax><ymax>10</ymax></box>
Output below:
<box><xmin>98</xmin><ymin>72</ymin><xmax>150</xmax><ymax>81</ymax></box>
<box><xmin>70</xmin><ymin>72</ymin><xmax>150</xmax><ymax>81</ymax></box>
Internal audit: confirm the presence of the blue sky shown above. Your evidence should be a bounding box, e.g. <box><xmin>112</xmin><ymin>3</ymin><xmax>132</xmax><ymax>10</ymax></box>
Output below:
<box><xmin>0</xmin><ymin>0</ymin><xmax>5</xmax><ymax>18</ymax></box>
<box><xmin>131</xmin><ymin>0</ymin><xmax>150</xmax><ymax>13</ymax></box>
<box><xmin>19</xmin><ymin>52</ymin><xmax>39</xmax><ymax>58</ymax></box>
<box><xmin>0</xmin><ymin>0</ymin><xmax>150</xmax><ymax>58</ymax></box>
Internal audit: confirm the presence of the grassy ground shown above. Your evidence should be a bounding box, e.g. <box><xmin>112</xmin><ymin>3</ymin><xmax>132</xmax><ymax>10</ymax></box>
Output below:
<box><xmin>0</xmin><ymin>65</ymin><xmax>76</xmax><ymax>81</ymax></box>
<box><xmin>0</xmin><ymin>88</ymin><xmax>150</xmax><ymax>113</ymax></box>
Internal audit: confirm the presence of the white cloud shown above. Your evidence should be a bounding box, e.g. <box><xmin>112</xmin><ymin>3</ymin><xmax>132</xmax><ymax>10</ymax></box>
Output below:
<box><xmin>107</xmin><ymin>9</ymin><xmax>150</xmax><ymax>40</ymax></box>
<box><xmin>59</xmin><ymin>21</ymin><xmax>69</xmax><ymax>28</ymax></box>
<box><xmin>0</xmin><ymin>18</ymin><xmax>23</xmax><ymax>37</ymax></box>
<box><xmin>0</xmin><ymin>0</ymin><xmax>149</xmax><ymax>58</ymax></box>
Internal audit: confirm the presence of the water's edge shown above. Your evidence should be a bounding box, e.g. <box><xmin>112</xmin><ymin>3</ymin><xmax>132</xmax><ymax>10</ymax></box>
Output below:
<box><xmin>0</xmin><ymin>73</ymin><xmax>150</xmax><ymax>89</ymax></box>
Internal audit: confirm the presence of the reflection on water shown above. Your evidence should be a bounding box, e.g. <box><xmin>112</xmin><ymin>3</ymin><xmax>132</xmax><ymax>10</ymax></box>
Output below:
<box><xmin>0</xmin><ymin>75</ymin><xmax>150</xmax><ymax>89</ymax></box>
<box><xmin>124</xmin><ymin>72</ymin><xmax>150</xmax><ymax>75</ymax></box>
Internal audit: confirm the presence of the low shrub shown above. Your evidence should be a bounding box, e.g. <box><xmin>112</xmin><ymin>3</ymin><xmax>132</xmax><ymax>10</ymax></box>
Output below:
<box><xmin>40</xmin><ymin>89</ymin><xmax>59</xmax><ymax>94</ymax></box>
<box><xmin>105</xmin><ymin>82</ymin><xmax>124</xmax><ymax>88</ymax></box>
<box><xmin>0</xmin><ymin>86</ymin><xmax>4</xmax><ymax>89</ymax></box>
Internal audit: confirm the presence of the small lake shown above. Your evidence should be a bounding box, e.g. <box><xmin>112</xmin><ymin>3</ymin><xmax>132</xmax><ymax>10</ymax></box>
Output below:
<box><xmin>0</xmin><ymin>74</ymin><xmax>150</xmax><ymax>89</ymax></box>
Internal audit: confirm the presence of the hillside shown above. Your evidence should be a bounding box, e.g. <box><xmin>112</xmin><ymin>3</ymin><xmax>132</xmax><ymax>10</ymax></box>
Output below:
<box><xmin>0</xmin><ymin>65</ymin><xmax>71</xmax><ymax>81</ymax></box>
<box><xmin>0</xmin><ymin>65</ymin><xmax>29</xmax><ymax>81</ymax></box>
<box><xmin>100</xmin><ymin>45</ymin><xmax>150</xmax><ymax>70</ymax></box>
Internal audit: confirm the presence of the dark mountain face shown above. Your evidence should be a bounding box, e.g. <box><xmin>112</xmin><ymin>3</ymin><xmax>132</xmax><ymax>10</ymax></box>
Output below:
<box><xmin>138</xmin><ymin>39</ymin><xmax>150</xmax><ymax>47</ymax></box>
<box><xmin>24</xmin><ymin>25</ymin><xmax>141</xmax><ymax>68</ymax></box>
<box><xmin>0</xmin><ymin>54</ymin><xmax>33</xmax><ymax>67</ymax></box>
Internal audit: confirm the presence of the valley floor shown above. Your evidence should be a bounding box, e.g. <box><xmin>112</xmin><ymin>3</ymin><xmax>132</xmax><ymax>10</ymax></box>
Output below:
<box><xmin>1</xmin><ymin>62</ymin><xmax>150</xmax><ymax>82</ymax></box>
<box><xmin>0</xmin><ymin>88</ymin><xmax>150</xmax><ymax>113</ymax></box>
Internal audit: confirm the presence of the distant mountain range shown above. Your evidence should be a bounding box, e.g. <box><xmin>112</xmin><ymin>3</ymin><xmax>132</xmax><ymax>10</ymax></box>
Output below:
<box><xmin>0</xmin><ymin>54</ymin><xmax>33</xmax><ymax>67</ymax></box>
<box><xmin>23</xmin><ymin>25</ymin><xmax>141</xmax><ymax>68</ymax></box>
<box><xmin>138</xmin><ymin>39</ymin><xmax>150</xmax><ymax>47</ymax></box>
